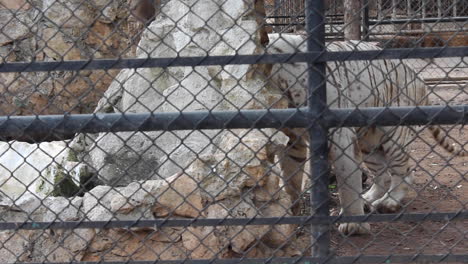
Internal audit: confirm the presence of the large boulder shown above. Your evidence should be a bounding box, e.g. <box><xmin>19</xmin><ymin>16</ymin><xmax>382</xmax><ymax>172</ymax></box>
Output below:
<box><xmin>71</xmin><ymin>0</ymin><xmax>282</xmax><ymax>186</ymax></box>
<box><xmin>0</xmin><ymin>141</ymin><xmax>69</xmax><ymax>199</ymax></box>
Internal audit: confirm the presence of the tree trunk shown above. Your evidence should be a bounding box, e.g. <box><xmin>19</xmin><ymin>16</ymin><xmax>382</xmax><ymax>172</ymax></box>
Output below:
<box><xmin>344</xmin><ymin>0</ymin><xmax>361</xmax><ymax>40</ymax></box>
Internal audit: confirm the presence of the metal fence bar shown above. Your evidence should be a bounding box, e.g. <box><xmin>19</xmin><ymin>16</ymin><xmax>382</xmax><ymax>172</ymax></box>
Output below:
<box><xmin>362</xmin><ymin>0</ymin><xmax>370</xmax><ymax>41</ymax></box>
<box><xmin>3</xmin><ymin>105</ymin><xmax>468</xmax><ymax>142</ymax></box>
<box><xmin>11</xmin><ymin>254</ymin><xmax>468</xmax><ymax>264</ymax></box>
<box><xmin>305</xmin><ymin>0</ymin><xmax>330</xmax><ymax>258</ymax></box>
<box><xmin>327</xmin><ymin>105</ymin><xmax>468</xmax><ymax>127</ymax></box>
<box><xmin>0</xmin><ymin>109</ymin><xmax>310</xmax><ymax>142</ymax></box>
<box><xmin>266</xmin><ymin>15</ymin><xmax>306</xmax><ymax>18</ymax></box>
<box><xmin>1</xmin><ymin>47</ymin><xmax>467</xmax><ymax>73</ymax></box>
<box><xmin>2</xmin><ymin>211</ymin><xmax>468</xmax><ymax>230</ymax></box>
<box><xmin>369</xmin><ymin>16</ymin><xmax>468</xmax><ymax>24</ymax></box>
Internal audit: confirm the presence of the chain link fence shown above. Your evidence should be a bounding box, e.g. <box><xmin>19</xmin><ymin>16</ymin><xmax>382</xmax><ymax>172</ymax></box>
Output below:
<box><xmin>0</xmin><ymin>0</ymin><xmax>467</xmax><ymax>263</ymax></box>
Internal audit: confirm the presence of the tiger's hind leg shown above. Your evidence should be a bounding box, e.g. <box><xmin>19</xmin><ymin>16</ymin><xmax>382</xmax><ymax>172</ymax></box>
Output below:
<box><xmin>279</xmin><ymin>128</ymin><xmax>308</xmax><ymax>215</ymax></box>
<box><xmin>371</xmin><ymin>134</ymin><xmax>414</xmax><ymax>213</ymax></box>
<box><xmin>361</xmin><ymin>149</ymin><xmax>391</xmax><ymax>211</ymax></box>
<box><xmin>331</xmin><ymin>128</ymin><xmax>370</xmax><ymax>235</ymax></box>
<box><xmin>371</xmin><ymin>165</ymin><xmax>414</xmax><ymax>213</ymax></box>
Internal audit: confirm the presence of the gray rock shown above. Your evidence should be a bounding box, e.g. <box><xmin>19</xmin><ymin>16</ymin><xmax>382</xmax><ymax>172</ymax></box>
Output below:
<box><xmin>0</xmin><ymin>230</ymin><xmax>30</xmax><ymax>263</ymax></box>
<box><xmin>42</xmin><ymin>196</ymin><xmax>82</xmax><ymax>222</ymax></box>
<box><xmin>87</xmin><ymin>131</ymin><xmax>166</xmax><ymax>186</ymax></box>
<box><xmin>0</xmin><ymin>193</ymin><xmax>43</xmax><ymax>222</ymax></box>
<box><xmin>187</xmin><ymin>129</ymin><xmax>288</xmax><ymax>202</ymax></box>
<box><xmin>92</xmin><ymin>0</ymin><xmax>122</xmax><ymax>23</ymax></box>
<box><xmin>82</xmin><ymin>185</ymin><xmax>116</xmax><ymax>221</ymax></box>
<box><xmin>0</xmin><ymin>10</ymin><xmax>31</xmax><ymax>46</ymax></box>
<box><xmin>71</xmin><ymin>0</ymin><xmax>280</xmax><ymax>185</ymax></box>
<box><xmin>182</xmin><ymin>197</ymin><xmax>270</xmax><ymax>258</ymax></box>
<box><xmin>28</xmin><ymin>228</ymin><xmax>95</xmax><ymax>262</ymax></box>
<box><xmin>42</xmin><ymin>0</ymin><xmax>94</xmax><ymax>28</ymax></box>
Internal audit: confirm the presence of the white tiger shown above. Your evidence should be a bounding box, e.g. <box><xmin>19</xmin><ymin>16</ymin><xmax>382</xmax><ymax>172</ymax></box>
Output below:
<box><xmin>267</xmin><ymin>33</ymin><xmax>466</xmax><ymax>235</ymax></box>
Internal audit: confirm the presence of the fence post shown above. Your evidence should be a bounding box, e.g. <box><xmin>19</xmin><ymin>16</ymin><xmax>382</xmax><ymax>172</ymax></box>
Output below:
<box><xmin>362</xmin><ymin>0</ymin><xmax>370</xmax><ymax>41</ymax></box>
<box><xmin>437</xmin><ymin>0</ymin><xmax>442</xmax><ymax>18</ymax></box>
<box><xmin>452</xmin><ymin>0</ymin><xmax>457</xmax><ymax>16</ymax></box>
<box><xmin>377</xmin><ymin>0</ymin><xmax>383</xmax><ymax>19</ymax></box>
<box><xmin>344</xmin><ymin>0</ymin><xmax>361</xmax><ymax>40</ymax></box>
<box><xmin>305</xmin><ymin>0</ymin><xmax>330</xmax><ymax>258</ymax></box>
<box><xmin>274</xmin><ymin>0</ymin><xmax>281</xmax><ymax>32</ymax></box>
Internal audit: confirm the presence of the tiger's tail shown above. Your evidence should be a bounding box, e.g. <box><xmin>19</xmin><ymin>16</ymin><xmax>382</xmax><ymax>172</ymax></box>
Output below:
<box><xmin>418</xmin><ymin>84</ymin><xmax>468</xmax><ymax>156</ymax></box>
<box><xmin>428</xmin><ymin>126</ymin><xmax>468</xmax><ymax>156</ymax></box>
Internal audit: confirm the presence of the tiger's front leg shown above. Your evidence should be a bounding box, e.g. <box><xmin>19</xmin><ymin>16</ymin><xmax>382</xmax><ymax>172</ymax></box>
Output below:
<box><xmin>279</xmin><ymin>128</ymin><xmax>308</xmax><ymax>215</ymax></box>
<box><xmin>331</xmin><ymin>128</ymin><xmax>370</xmax><ymax>235</ymax></box>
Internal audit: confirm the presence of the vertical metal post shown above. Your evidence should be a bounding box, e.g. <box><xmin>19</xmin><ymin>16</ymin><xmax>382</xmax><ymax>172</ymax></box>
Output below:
<box><xmin>305</xmin><ymin>0</ymin><xmax>330</xmax><ymax>258</ymax></box>
<box><xmin>274</xmin><ymin>0</ymin><xmax>281</xmax><ymax>32</ymax></box>
<box><xmin>437</xmin><ymin>0</ymin><xmax>442</xmax><ymax>17</ymax></box>
<box><xmin>392</xmin><ymin>0</ymin><xmax>398</xmax><ymax>32</ymax></box>
<box><xmin>392</xmin><ymin>0</ymin><xmax>397</xmax><ymax>18</ymax></box>
<box><xmin>407</xmin><ymin>0</ymin><xmax>413</xmax><ymax>30</ymax></box>
<box><xmin>362</xmin><ymin>0</ymin><xmax>370</xmax><ymax>41</ymax></box>
<box><xmin>377</xmin><ymin>0</ymin><xmax>383</xmax><ymax>20</ymax></box>
<box><xmin>453</xmin><ymin>0</ymin><xmax>457</xmax><ymax>17</ymax></box>
<box><xmin>344</xmin><ymin>0</ymin><xmax>362</xmax><ymax>40</ymax></box>
<box><xmin>422</xmin><ymin>0</ymin><xmax>426</xmax><ymax>19</ymax></box>
<box><xmin>422</xmin><ymin>0</ymin><xmax>428</xmax><ymax>32</ymax></box>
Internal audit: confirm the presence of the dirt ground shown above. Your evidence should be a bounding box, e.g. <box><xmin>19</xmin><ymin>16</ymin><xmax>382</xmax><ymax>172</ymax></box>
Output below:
<box><xmin>292</xmin><ymin>83</ymin><xmax>468</xmax><ymax>259</ymax></box>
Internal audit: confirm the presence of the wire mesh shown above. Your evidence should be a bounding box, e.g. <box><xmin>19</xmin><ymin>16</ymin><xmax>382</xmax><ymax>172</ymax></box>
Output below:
<box><xmin>0</xmin><ymin>0</ymin><xmax>467</xmax><ymax>263</ymax></box>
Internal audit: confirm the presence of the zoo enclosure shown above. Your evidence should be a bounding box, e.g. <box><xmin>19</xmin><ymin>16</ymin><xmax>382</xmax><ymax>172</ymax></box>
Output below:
<box><xmin>0</xmin><ymin>0</ymin><xmax>467</xmax><ymax>263</ymax></box>
<box><xmin>267</xmin><ymin>0</ymin><xmax>468</xmax><ymax>41</ymax></box>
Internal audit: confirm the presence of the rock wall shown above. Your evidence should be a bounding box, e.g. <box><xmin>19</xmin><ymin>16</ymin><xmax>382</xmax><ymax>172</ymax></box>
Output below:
<box><xmin>0</xmin><ymin>0</ymin><xmax>143</xmax><ymax>115</ymax></box>
<box><xmin>70</xmin><ymin>0</ymin><xmax>282</xmax><ymax>186</ymax></box>
<box><xmin>0</xmin><ymin>0</ymin><xmax>299</xmax><ymax>261</ymax></box>
<box><xmin>0</xmin><ymin>130</ymin><xmax>297</xmax><ymax>261</ymax></box>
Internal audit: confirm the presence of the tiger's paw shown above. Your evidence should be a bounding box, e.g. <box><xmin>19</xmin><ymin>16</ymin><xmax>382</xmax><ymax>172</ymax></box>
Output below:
<box><xmin>362</xmin><ymin>190</ymin><xmax>379</xmax><ymax>204</ymax></box>
<box><xmin>363</xmin><ymin>202</ymin><xmax>376</xmax><ymax>213</ymax></box>
<box><xmin>338</xmin><ymin>223</ymin><xmax>371</xmax><ymax>236</ymax></box>
<box><xmin>362</xmin><ymin>184</ymin><xmax>386</xmax><ymax>205</ymax></box>
<box><xmin>372</xmin><ymin>196</ymin><xmax>401</xmax><ymax>214</ymax></box>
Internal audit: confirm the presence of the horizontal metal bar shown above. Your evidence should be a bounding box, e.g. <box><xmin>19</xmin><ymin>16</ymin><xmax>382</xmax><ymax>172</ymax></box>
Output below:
<box><xmin>0</xmin><ymin>47</ymin><xmax>467</xmax><ymax>72</ymax></box>
<box><xmin>266</xmin><ymin>15</ymin><xmax>306</xmax><ymax>19</ymax></box>
<box><xmin>13</xmin><ymin>255</ymin><xmax>468</xmax><ymax>264</ymax></box>
<box><xmin>266</xmin><ymin>22</ymin><xmax>306</xmax><ymax>26</ymax></box>
<box><xmin>369</xmin><ymin>16</ymin><xmax>468</xmax><ymax>25</ymax></box>
<box><xmin>267</xmin><ymin>15</ymin><xmax>468</xmax><ymax>25</ymax></box>
<box><xmin>322</xmin><ymin>47</ymin><xmax>468</xmax><ymax>61</ymax></box>
<box><xmin>326</xmin><ymin>105</ymin><xmax>468</xmax><ymax>127</ymax></box>
<box><xmin>0</xmin><ymin>109</ymin><xmax>309</xmax><ymax>142</ymax></box>
<box><xmin>2</xmin><ymin>211</ymin><xmax>467</xmax><ymax>230</ymax></box>
<box><xmin>267</xmin><ymin>14</ymin><xmax>345</xmax><ymax>19</ymax></box>
<box><xmin>267</xmin><ymin>16</ymin><xmax>468</xmax><ymax>27</ymax></box>
<box><xmin>266</xmin><ymin>21</ymin><xmax>345</xmax><ymax>26</ymax></box>
<box><xmin>2</xmin><ymin>105</ymin><xmax>468</xmax><ymax>142</ymax></box>
<box><xmin>368</xmin><ymin>29</ymin><xmax>467</xmax><ymax>36</ymax></box>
